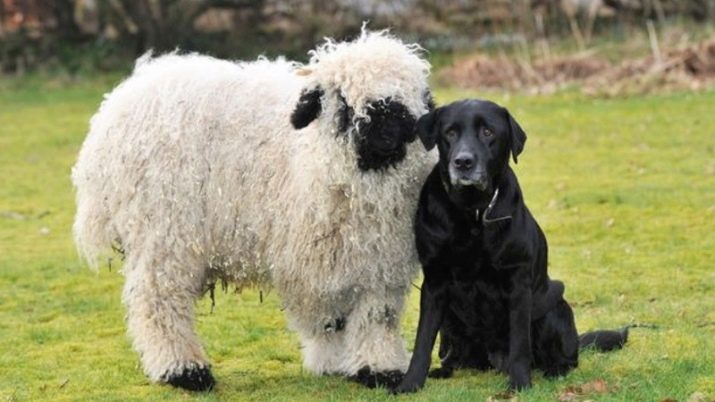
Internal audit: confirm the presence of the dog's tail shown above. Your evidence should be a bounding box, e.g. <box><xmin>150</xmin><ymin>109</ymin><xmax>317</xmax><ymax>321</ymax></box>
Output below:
<box><xmin>578</xmin><ymin>327</ymin><xmax>629</xmax><ymax>352</ymax></box>
<box><xmin>578</xmin><ymin>323</ymin><xmax>656</xmax><ymax>351</ymax></box>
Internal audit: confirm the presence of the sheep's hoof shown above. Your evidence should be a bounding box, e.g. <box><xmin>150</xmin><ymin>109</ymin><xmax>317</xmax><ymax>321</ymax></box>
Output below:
<box><xmin>166</xmin><ymin>365</ymin><xmax>215</xmax><ymax>392</ymax></box>
<box><xmin>350</xmin><ymin>366</ymin><xmax>404</xmax><ymax>389</ymax></box>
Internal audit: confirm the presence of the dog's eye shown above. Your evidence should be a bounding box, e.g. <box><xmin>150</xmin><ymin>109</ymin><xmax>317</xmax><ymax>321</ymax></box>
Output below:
<box><xmin>445</xmin><ymin>130</ymin><xmax>458</xmax><ymax>141</ymax></box>
<box><xmin>482</xmin><ymin>128</ymin><xmax>493</xmax><ymax>137</ymax></box>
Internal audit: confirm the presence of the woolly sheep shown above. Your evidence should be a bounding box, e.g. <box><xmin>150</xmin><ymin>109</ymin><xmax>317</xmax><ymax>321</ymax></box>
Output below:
<box><xmin>72</xmin><ymin>30</ymin><xmax>435</xmax><ymax>391</ymax></box>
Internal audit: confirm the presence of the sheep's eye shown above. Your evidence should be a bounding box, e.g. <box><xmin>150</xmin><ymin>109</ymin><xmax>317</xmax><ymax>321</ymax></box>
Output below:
<box><xmin>445</xmin><ymin>130</ymin><xmax>458</xmax><ymax>141</ymax></box>
<box><xmin>482</xmin><ymin>128</ymin><xmax>493</xmax><ymax>137</ymax></box>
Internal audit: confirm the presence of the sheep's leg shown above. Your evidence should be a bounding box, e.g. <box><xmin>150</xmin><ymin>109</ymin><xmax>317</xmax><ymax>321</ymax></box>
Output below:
<box><xmin>342</xmin><ymin>290</ymin><xmax>409</xmax><ymax>388</ymax></box>
<box><xmin>122</xmin><ymin>255</ymin><xmax>214</xmax><ymax>391</ymax></box>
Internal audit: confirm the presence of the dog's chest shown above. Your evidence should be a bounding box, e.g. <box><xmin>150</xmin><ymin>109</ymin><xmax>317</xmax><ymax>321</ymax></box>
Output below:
<box><xmin>440</xmin><ymin>230</ymin><xmax>513</xmax><ymax>335</ymax></box>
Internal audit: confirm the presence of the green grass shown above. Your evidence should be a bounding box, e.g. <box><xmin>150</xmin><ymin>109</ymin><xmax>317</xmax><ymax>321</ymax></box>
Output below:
<box><xmin>1</xmin><ymin>76</ymin><xmax>713</xmax><ymax>401</ymax></box>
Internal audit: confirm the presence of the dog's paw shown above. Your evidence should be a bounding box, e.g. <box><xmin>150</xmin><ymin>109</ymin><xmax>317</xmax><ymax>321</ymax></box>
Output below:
<box><xmin>350</xmin><ymin>366</ymin><xmax>404</xmax><ymax>389</ymax></box>
<box><xmin>508</xmin><ymin>375</ymin><xmax>531</xmax><ymax>391</ymax></box>
<box><xmin>165</xmin><ymin>365</ymin><xmax>215</xmax><ymax>392</ymax></box>
<box><xmin>390</xmin><ymin>379</ymin><xmax>423</xmax><ymax>394</ymax></box>
<box><xmin>542</xmin><ymin>362</ymin><xmax>577</xmax><ymax>378</ymax></box>
<box><xmin>428</xmin><ymin>366</ymin><xmax>454</xmax><ymax>379</ymax></box>
<box><xmin>507</xmin><ymin>363</ymin><xmax>532</xmax><ymax>391</ymax></box>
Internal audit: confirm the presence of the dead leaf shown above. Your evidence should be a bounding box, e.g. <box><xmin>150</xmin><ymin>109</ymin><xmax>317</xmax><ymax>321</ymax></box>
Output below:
<box><xmin>558</xmin><ymin>379</ymin><xmax>610</xmax><ymax>401</ymax></box>
<box><xmin>660</xmin><ymin>398</ymin><xmax>677</xmax><ymax>402</ymax></box>
<box><xmin>582</xmin><ymin>379</ymin><xmax>608</xmax><ymax>393</ymax></box>
<box><xmin>557</xmin><ymin>386</ymin><xmax>582</xmax><ymax>401</ymax></box>
<box><xmin>487</xmin><ymin>391</ymin><xmax>518</xmax><ymax>402</ymax></box>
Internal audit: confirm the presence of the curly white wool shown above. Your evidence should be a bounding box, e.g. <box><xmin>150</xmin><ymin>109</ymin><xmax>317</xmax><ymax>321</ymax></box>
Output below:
<box><xmin>72</xmin><ymin>30</ymin><xmax>434</xmax><ymax>382</ymax></box>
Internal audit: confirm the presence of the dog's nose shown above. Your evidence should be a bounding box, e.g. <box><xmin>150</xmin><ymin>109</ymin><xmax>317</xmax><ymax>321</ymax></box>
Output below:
<box><xmin>454</xmin><ymin>154</ymin><xmax>474</xmax><ymax>171</ymax></box>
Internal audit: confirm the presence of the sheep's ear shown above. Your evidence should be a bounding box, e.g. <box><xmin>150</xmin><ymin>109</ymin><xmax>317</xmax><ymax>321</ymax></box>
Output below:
<box><xmin>415</xmin><ymin>108</ymin><xmax>441</xmax><ymax>151</ymax></box>
<box><xmin>291</xmin><ymin>87</ymin><xmax>323</xmax><ymax>129</ymax></box>
<box><xmin>507</xmin><ymin>110</ymin><xmax>527</xmax><ymax>164</ymax></box>
<box><xmin>423</xmin><ymin>89</ymin><xmax>436</xmax><ymax>112</ymax></box>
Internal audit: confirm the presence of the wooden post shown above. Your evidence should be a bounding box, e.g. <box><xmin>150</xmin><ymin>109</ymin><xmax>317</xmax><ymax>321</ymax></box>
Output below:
<box><xmin>646</xmin><ymin>19</ymin><xmax>662</xmax><ymax>65</ymax></box>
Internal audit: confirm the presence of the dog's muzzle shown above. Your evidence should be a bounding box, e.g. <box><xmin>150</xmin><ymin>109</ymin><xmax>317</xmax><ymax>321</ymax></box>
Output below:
<box><xmin>449</xmin><ymin>152</ymin><xmax>488</xmax><ymax>190</ymax></box>
<box><xmin>449</xmin><ymin>165</ymin><xmax>488</xmax><ymax>190</ymax></box>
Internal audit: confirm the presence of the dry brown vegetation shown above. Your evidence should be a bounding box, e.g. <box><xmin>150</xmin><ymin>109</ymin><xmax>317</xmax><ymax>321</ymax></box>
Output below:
<box><xmin>437</xmin><ymin>36</ymin><xmax>715</xmax><ymax>95</ymax></box>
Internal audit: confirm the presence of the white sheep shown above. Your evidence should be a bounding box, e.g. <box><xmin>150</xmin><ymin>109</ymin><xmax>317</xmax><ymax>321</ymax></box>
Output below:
<box><xmin>72</xmin><ymin>29</ymin><xmax>434</xmax><ymax>391</ymax></box>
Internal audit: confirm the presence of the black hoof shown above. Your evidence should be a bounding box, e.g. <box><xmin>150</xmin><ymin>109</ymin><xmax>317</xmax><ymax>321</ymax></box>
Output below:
<box><xmin>428</xmin><ymin>366</ymin><xmax>454</xmax><ymax>379</ymax></box>
<box><xmin>350</xmin><ymin>366</ymin><xmax>404</xmax><ymax>389</ymax></box>
<box><xmin>166</xmin><ymin>365</ymin><xmax>215</xmax><ymax>392</ymax></box>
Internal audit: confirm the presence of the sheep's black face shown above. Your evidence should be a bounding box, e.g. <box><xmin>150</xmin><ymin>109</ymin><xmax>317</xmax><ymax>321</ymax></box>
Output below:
<box><xmin>291</xmin><ymin>87</ymin><xmax>434</xmax><ymax>172</ymax></box>
<box><xmin>354</xmin><ymin>99</ymin><xmax>417</xmax><ymax>172</ymax></box>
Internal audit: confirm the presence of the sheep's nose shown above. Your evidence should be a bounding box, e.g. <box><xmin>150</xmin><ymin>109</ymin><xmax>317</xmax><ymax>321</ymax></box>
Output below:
<box><xmin>454</xmin><ymin>154</ymin><xmax>474</xmax><ymax>171</ymax></box>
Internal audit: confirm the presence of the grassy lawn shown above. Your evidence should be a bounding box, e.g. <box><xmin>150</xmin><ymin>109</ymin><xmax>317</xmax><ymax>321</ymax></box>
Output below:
<box><xmin>0</xmin><ymin>76</ymin><xmax>713</xmax><ymax>401</ymax></box>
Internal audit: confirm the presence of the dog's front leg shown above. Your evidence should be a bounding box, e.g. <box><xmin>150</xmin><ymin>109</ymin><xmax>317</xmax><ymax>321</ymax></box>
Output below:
<box><xmin>507</xmin><ymin>266</ymin><xmax>533</xmax><ymax>391</ymax></box>
<box><xmin>392</xmin><ymin>277</ymin><xmax>447</xmax><ymax>394</ymax></box>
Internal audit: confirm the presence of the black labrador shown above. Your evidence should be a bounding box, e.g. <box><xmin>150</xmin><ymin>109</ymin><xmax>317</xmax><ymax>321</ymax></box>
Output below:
<box><xmin>392</xmin><ymin>99</ymin><xmax>627</xmax><ymax>393</ymax></box>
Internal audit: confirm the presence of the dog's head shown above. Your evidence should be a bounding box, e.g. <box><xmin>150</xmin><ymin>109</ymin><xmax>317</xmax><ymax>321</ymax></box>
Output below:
<box><xmin>289</xmin><ymin>29</ymin><xmax>433</xmax><ymax>172</ymax></box>
<box><xmin>415</xmin><ymin>99</ymin><xmax>526</xmax><ymax>192</ymax></box>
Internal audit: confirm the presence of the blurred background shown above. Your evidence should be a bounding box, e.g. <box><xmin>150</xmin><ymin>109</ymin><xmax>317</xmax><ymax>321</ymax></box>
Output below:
<box><xmin>1</xmin><ymin>0</ymin><xmax>714</xmax><ymax>94</ymax></box>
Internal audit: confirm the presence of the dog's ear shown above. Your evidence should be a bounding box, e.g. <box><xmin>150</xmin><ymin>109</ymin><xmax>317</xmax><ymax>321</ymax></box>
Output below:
<box><xmin>507</xmin><ymin>111</ymin><xmax>527</xmax><ymax>163</ymax></box>
<box><xmin>291</xmin><ymin>87</ymin><xmax>323</xmax><ymax>129</ymax></box>
<box><xmin>415</xmin><ymin>108</ymin><xmax>441</xmax><ymax>151</ymax></box>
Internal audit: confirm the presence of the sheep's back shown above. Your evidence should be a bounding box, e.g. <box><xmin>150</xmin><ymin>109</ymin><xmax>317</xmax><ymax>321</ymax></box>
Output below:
<box><xmin>72</xmin><ymin>54</ymin><xmax>302</xmax><ymax>279</ymax></box>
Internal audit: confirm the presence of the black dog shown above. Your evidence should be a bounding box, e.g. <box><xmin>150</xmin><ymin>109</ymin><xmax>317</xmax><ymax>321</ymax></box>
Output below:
<box><xmin>392</xmin><ymin>99</ymin><xmax>627</xmax><ymax>393</ymax></box>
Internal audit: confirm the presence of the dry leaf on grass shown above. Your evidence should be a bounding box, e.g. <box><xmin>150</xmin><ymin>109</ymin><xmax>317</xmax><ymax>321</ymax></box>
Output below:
<box><xmin>584</xmin><ymin>379</ymin><xmax>608</xmax><ymax>393</ymax></box>
<box><xmin>486</xmin><ymin>391</ymin><xmax>518</xmax><ymax>402</ymax></box>
<box><xmin>557</xmin><ymin>379</ymin><xmax>610</xmax><ymax>401</ymax></box>
<box><xmin>558</xmin><ymin>387</ymin><xmax>582</xmax><ymax>402</ymax></box>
